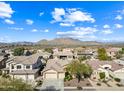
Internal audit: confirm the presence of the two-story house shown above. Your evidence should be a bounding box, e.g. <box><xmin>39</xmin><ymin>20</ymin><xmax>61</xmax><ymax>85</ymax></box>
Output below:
<box><xmin>2</xmin><ymin>53</ymin><xmax>43</xmax><ymax>83</ymax></box>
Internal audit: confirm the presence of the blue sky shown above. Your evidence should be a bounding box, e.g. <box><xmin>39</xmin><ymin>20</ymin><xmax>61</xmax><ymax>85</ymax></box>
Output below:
<box><xmin>0</xmin><ymin>1</ymin><xmax>124</xmax><ymax>42</ymax></box>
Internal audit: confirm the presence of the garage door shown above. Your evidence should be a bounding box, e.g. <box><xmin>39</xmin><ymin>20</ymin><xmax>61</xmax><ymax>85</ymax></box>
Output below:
<box><xmin>45</xmin><ymin>73</ymin><xmax>57</xmax><ymax>79</ymax></box>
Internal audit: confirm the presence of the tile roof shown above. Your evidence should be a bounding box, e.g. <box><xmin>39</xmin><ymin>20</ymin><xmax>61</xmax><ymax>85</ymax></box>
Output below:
<box><xmin>6</xmin><ymin>52</ymin><xmax>42</xmax><ymax>65</ymax></box>
<box><xmin>42</xmin><ymin>59</ymin><xmax>69</xmax><ymax>73</ymax></box>
<box><xmin>53</xmin><ymin>51</ymin><xmax>73</xmax><ymax>56</ymax></box>
<box><xmin>87</xmin><ymin>60</ymin><xmax>124</xmax><ymax>71</ymax></box>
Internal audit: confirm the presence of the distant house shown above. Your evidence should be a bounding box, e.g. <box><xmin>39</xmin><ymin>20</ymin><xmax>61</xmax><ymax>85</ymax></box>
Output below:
<box><xmin>106</xmin><ymin>48</ymin><xmax>121</xmax><ymax>58</ymax></box>
<box><xmin>87</xmin><ymin>60</ymin><xmax>124</xmax><ymax>82</ymax></box>
<box><xmin>2</xmin><ymin>53</ymin><xmax>43</xmax><ymax>83</ymax></box>
<box><xmin>37</xmin><ymin>51</ymin><xmax>52</xmax><ymax>59</ymax></box>
<box><xmin>74</xmin><ymin>48</ymin><xmax>97</xmax><ymax>59</ymax></box>
<box><xmin>53</xmin><ymin>51</ymin><xmax>74</xmax><ymax>60</ymax></box>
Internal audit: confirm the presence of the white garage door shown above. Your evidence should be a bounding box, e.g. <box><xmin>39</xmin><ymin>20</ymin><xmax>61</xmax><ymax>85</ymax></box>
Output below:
<box><xmin>45</xmin><ymin>73</ymin><xmax>57</xmax><ymax>79</ymax></box>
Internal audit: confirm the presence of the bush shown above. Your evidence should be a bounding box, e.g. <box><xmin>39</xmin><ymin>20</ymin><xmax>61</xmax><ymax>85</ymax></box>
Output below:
<box><xmin>102</xmin><ymin>80</ymin><xmax>107</xmax><ymax>83</ymax></box>
<box><xmin>2</xmin><ymin>73</ymin><xmax>10</xmax><ymax>78</ymax></box>
<box><xmin>116</xmin><ymin>83</ymin><xmax>123</xmax><ymax>87</ymax></box>
<box><xmin>0</xmin><ymin>78</ymin><xmax>32</xmax><ymax>91</ymax></box>
<box><xmin>99</xmin><ymin>72</ymin><xmax>105</xmax><ymax>80</ymax></box>
<box><xmin>114</xmin><ymin>78</ymin><xmax>121</xmax><ymax>82</ymax></box>
<box><xmin>109</xmin><ymin>74</ymin><xmax>113</xmax><ymax>78</ymax></box>
<box><xmin>36</xmin><ymin>80</ymin><xmax>42</xmax><ymax>86</ymax></box>
<box><xmin>0</xmin><ymin>70</ymin><xmax>2</xmax><ymax>76</ymax></box>
<box><xmin>86</xmin><ymin>83</ymin><xmax>90</xmax><ymax>86</ymax></box>
<box><xmin>44</xmin><ymin>48</ymin><xmax>53</xmax><ymax>54</ymax></box>
<box><xmin>96</xmin><ymin>83</ymin><xmax>101</xmax><ymax>86</ymax></box>
<box><xmin>64</xmin><ymin>72</ymin><xmax>73</xmax><ymax>82</ymax></box>
<box><xmin>77</xmin><ymin>86</ymin><xmax>82</xmax><ymax>90</ymax></box>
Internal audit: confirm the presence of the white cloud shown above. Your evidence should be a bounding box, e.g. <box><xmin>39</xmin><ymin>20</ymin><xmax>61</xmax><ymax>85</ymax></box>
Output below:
<box><xmin>51</xmin><ymin>8</ymin><xmax>65</xmax><ymax>23</ymax></box>
<box><xmin>44</xmin><ymin>29</ymin><xmax>49</xmax><ymax>32</ymax></box>
<box><xmin>117</xmin><ymin>9</ymin><xmax>124</xmax><ymax>15</ymax></box>
<box><xmin>31</xmin><ymin>29</ymin><xmax>38</xmax><ymax>32</ymax></box>
<box><xmin>60</xmin><ymin>22</ymin><xmax>74</xmax><ymax>27</ymax></box>
<box><xmin>8</xmin><ymin>27</ymin><xmax>24</xmax><ymax>31</ymax></box>
<box><xmin>0</xmin><ymin>2</ymin><xmax>14</xmax><ymax>18</ymax></box>
<box><xmin>51</xmin><ymin>8</ymin><xmax>95</xmax><ymax>26</ymax></box>
<box><xmin>39</xmin><ymin>12</ymin><xmax>44</xmax><ymax>16</ymax></box>
<box><xmin>115</xmin><ymin>15</ymin><xmax>123</xmax><ymax>20</ymax></box>
<box><xmin>0</xmin><ymin>36</ymin><xmax>11</xmax><ymax>42</ymax></box>
<box><xmin>57</xmin><ymin>27</ymin><xmax>97</xmax><ymax>39</ymax></box>
<box><xmin>102</xmin><ymin>29</ymin><xmax>113</xmax><ymax>35</ymax></box>
<box><xmin>115</xmin><ymin>24</ymin><xmax>123</xmax><ymax>29</ymax></box>
<box><xmin>26</xmin><ymin>19</ymin><xmax>34</xmax><ymax>25</ymax></box>
<box><xmin>4</xmin><ymin>19</ymin><xmax>15</xmax><ymax>24</ymax></box>
<box><xmin>103</xmin><ymin>24</ymin><xmax>110</xmax><ymax>29</ymax></box>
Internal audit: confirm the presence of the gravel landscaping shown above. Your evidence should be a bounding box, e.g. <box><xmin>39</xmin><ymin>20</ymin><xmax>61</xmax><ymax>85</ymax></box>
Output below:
<box><xmin>64</xmin><ymin>78</ymin><xmax>92</xmax><ymax>87</ymax></box>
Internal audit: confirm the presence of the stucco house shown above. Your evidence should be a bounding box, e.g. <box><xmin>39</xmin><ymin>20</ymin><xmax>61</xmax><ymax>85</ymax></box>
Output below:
<box><xmin>87</xmin><ymin>60</ymin><xmax>124</xmax><ymax>82</ymax></box>
<box><xmin>41</xmin><ymin>59</ymin><xmax>65</xmax><ymax>79</ymax></box>
<box><xmin>106</xmin><ymin>47</ymin><xmax>121</xmax><ymax>59</ymax></box>
<box><xmin>75</xmin><ymin>48</ymin><xmax>97</xmax><ymax>59</ymax></box>
<box><xmin>53</xmin><ymin>51</ymin><xmax>74</xmax><ymax>60</ymax></box>
<box><xmin>2</xmin><ymin>53</ymin><xmax>43</xmax><ymax>83</ymax></box>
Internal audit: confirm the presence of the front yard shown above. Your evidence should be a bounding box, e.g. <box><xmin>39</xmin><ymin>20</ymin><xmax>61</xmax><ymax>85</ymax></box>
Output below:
<box><xmin>64</xmin><ymin>78</ymin><xmax>92</xmax><ymax>87</ymax></box>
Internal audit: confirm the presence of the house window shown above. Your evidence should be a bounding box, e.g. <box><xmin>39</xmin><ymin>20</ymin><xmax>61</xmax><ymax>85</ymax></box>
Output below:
<box><xmin>26</xmin><ymin>65</ymin><xmax>30</xmax><ymax>69</ymax></box>
<box><xmin>17</xmin><ymin>65</ymin><xmax>21</xmax><ymax>69</ymax></box>
<box><xmin>104</xmin><ymin>67</ymin><xmax>109</xmax><ymax>69</ymax></box>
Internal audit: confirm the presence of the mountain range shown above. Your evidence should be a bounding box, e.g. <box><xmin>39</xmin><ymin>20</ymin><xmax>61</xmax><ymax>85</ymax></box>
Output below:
<box><xmin>0</xmin><ymin>38</ymin><xmax>124</xmax><ymax>47</ymax></box>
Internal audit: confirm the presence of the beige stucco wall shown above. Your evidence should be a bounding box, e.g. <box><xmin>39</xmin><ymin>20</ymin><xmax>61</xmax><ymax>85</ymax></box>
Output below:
<box><xmin>43</xmin><ymin>69</ymin><xmax>57</xmax><ymax>79</ymax></box>
<box><xmin>11</xmin><ymin>74</ymin><xmax>35</xmax><ymax>82</ymax></box>
<box><xmin>43</xmin><ymin>69</ymin><xmax>65</xmax><ymax>79</ymax></box>
<box><xmin>58</xmin><ymin>73</ymin><xmax>65</xmax><ymax>79</ymax></box>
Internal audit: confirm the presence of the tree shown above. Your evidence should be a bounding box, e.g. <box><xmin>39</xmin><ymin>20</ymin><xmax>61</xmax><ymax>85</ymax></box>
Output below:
<box><xmin>115</xmin><ymin>51</ymin><xmax>122</xmax><ymax>59</ymax></box>
<box><xmin>25</xmin><ymin>50</ymin><xmax>32</xmax><ymax>56</ymax></box>
<box><xmin>13</xmin><ymin>47</ymin><xmax>25</xmax><ymax>56</ymax></box>
<box><xmin>122</xmin><ymin>48</ymin><xmax>124</xmax><ymax>54</ymax></box>
<box><xmin>99</xmin><ymin>72</ymin><xmax>105</xmax><ymax>80</ymax></box>
<box><xmin>64</xmin><ymin>72</ymin><xmax>73</xmax><ymax>82</ymax></box>
<box><xmin>66</xmin><ymin>60</ymin><xmax>93</xmax><ymax>83</ymax></box>
<box><xmin>97</xmin><ymin>48</ymin><xmax>110</xmax><ymax>61</ymax></box>
<box><xmin>78</xmin><ymin>56</ymin><xmax>87</xmax><ymax>63</ymax></box>
<box><xmin>44</xmin><ymin>48</ymin><xmax>53</xmax><ymax>54</ymax></box>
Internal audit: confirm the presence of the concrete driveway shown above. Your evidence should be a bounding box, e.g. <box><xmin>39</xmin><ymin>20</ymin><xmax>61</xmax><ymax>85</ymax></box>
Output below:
<box><xmin>36</xmin><ymin>79</ymin><xmax>64</xmax><ymax>91</ymax></box>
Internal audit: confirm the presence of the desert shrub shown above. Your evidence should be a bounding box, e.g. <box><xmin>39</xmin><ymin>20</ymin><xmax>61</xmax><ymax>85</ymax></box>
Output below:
<box><xmin>116</xmin><ymin>83</ymin><xmax>123</xmax><ymax>87</ymax></box>
<box><xmin>86</xmin><ymin>83</ymin><xmax>90</xmax><ymax>86</ymax></box>
<box><xmin>64</xmin><ymin>72</ymin><xmax>73</xmax><ymax>82</ymax></box>
<box><xmin>0</xmin><ymin>70</ymin><xmax>2</xmax><ymax>76</ymax></box>
<box><xmin>109</xmin><ymin>74</ymin><xmax>113</xmax><ymax>78</ymax></box>
<box><xmin>2</xmin><ymin>73</ymin><xmax>10</xmax><ymax>78</ymax></box>
<box><xmin>99</xmin><ymin>72</ymin><xmax>105</xmax><ymax>80</ymax></box>
<box><xmin>77</xmin><ymin>86</ymin><xmax>82</xmax><ymax>90</ymax></box>
<box><xmin>36</xmin><ymin>80</ymin><xmax>42</xmax><ymax>86</ymax></box>
<box><xmin>114</xmin><ymin>78</ymin><xmax>121</xmax><ymax>82</ymax></box>
<box><xmin>96</xmin><ymin>83</ymin><xmax>101</xmax><ymax>86</ymax></box>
